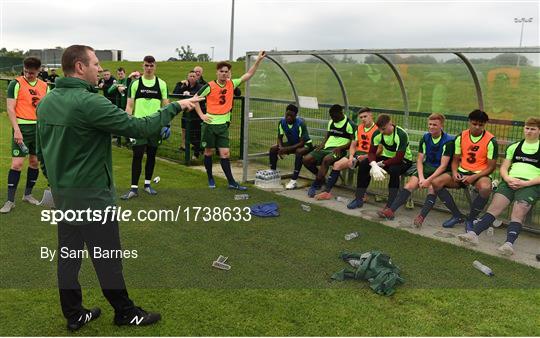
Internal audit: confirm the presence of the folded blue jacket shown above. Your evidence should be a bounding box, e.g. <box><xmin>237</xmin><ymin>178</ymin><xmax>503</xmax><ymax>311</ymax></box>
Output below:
<box><xmin>250</xmin><ymin>202</ymin><xmax>279</xmax><ymax>217</ymax></box>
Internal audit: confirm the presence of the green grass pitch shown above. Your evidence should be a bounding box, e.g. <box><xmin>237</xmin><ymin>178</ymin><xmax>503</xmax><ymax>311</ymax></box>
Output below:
<box><xmin>0</xmin><ymin>111</ymin><xmax>539</xmax><ymax>335</ymax></box>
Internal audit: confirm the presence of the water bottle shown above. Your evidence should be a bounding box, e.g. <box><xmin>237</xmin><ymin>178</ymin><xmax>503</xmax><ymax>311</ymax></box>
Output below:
<box><xmin>234</xmin><ymin>194</ymin><xmax>249</xmax><ymax>200</ymax></box>
<box><xmin>336</xmin><ymin>196</ymin><xmax>350</xmax><ymax>204</ymax></box>
<box><xmin>301</xmin><ymin>204</ymin><xmax>311</xmax><ymax>212</ymax></box>
<box><xmin>491</xmin><ymin>179</ymin><xmax>499</xmax><ymax>191</ymax></box>
<box><xmin>19</xmin><ymin>142</ymin><xmax>29</xmax><ymax>155</ymax></box>
<box><xmin>153</xmin><ymin>176</ymin><xmax>160</xmax><ymax>184</ymax></box>
<box><xmin>486</xmin><ymin>227</ymin><xmax>495</xmax><ymax>242</ymax></box>
<box><xmin>473</xmin><ymin>260</ymin><xmax>494</xmax><ymax>276</ymax></box>
<box><xmin>344</xmin><ymin>232</ymin><xmax>359</xmax><ymax>241</ymax></box>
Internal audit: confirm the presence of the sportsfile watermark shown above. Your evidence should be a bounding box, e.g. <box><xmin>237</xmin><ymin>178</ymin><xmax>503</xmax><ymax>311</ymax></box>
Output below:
<box><xmin>40</xmin><ymin>206</ymin><xmax>252</xmax><ymax>225</ymax></box>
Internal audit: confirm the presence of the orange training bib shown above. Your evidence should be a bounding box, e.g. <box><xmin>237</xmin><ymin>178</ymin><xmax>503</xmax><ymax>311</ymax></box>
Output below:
<box><xmin>14</xmin><ymin>76</ymin><xmax>48</xmax><ymax>121</ymax></box>
<box><xmin>206</xmin><ymin>80</ymin><xmax>234</xmax><ymax>115</ymax></box>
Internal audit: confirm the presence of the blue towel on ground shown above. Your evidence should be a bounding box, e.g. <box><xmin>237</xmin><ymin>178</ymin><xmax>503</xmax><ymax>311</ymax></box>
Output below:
<box><xmin>250</xmin><ymin>202</ymin><xmax>279</xmax><ymax>217</ymax></box>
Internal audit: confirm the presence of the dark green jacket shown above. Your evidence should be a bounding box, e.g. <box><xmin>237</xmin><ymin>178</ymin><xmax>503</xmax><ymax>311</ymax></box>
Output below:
<box><xmin>36</xmin><ymin>77</ymin><xmax>181</xmax><ymax>216</ymax></box>
<box><xmin>107</xmin><ymin>77</ymin><xmax>131</xmax><ymax>110</ymax></box>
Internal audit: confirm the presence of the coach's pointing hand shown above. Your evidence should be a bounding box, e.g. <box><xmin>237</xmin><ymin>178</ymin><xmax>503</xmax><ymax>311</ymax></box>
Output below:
<box><xmin>177</xmin><ymin>95</ymin><xmax>205</xmax><ymax>111</ymax></box>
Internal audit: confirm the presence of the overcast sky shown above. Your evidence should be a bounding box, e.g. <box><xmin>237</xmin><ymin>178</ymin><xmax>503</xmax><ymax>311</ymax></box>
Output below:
<box><xmin>1</xmin><ymin>0</ymin><xmax>538</xmax><ymax>61</ymax></box>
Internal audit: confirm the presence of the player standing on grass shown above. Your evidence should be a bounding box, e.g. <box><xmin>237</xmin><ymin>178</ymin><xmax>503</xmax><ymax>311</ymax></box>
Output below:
<box><xmin>121</xmin><ymin>56</ymin><xmax>169</xmax><ymax>200</ymax></box>
<box><xmin>458</xmin><ymin>117</ymin><xmax>539</xmax><ymax>255</ymax></box>
<box><xmin>194</xmin><ymin>51</ymin><xmax>266</xmax><ymax>190</ymax></box>
<box><xmin>1</xmin><ymin>57</ymin><xmax>48</xmax><ymax>214</ymax></box>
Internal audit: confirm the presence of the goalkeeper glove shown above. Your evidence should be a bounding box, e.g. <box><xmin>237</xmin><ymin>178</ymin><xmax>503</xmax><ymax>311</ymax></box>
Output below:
<box><xmin>369</xmin><ymin>161</ymin><xmax>387</xmax><ymax>181</ymax></box>
<box><xmin>160</xmin><ymin>125</ymin><xmax>171</xmax><ymax>140</ymax></box>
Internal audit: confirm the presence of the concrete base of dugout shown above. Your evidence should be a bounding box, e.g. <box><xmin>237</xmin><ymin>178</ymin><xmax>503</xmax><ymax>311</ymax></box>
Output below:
<box><xmin>190</xmin><ymin>160</ymin><xmax>540</xmax><ymax>269</ymax></box>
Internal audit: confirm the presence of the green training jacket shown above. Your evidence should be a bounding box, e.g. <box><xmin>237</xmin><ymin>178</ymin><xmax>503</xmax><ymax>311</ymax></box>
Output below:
<box><xmin>36</xmin><ymin>77</ymin><xmax>182</xmax><ymax>216</ymax></box>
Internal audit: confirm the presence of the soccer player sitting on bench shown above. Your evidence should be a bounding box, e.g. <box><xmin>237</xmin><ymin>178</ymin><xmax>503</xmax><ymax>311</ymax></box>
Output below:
<box><xmin>314</xmin><ymin>107</ymin><xmax>377</xmax><ymax>200</ymax></box>
<box><xmin>268</xmin><ymin>104</ymin><xmax>314</xmax><ymax>190</ymax></box>
<box><xmin>377</xmin><ymin>113</ymin><xmax>454</xmax><ymax>226</ymax></box>
<box><xmin>458</xmin><ymin>117</ymin><xmax>539</xmax><ymax>255</ymax></box>
<box><xmin>347</xmin><ymin>114</ymin><xmax>413</xmax><ymax>210</ymax></box>
<box><xmin>303</xmin><ymin>104</ymin><xmax>355</xmax><ymax>198</ymax></box>
<box><xmin>431</xmin><ymin>109</ymin><xmax>497</xmax><ymax>232</ymax></box>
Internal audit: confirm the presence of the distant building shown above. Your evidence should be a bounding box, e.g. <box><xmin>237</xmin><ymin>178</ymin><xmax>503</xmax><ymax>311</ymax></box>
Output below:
<box><xmin>27</xmin><ymin>48</ymin><xmax>123</xmax><ymax>65</ymax></box>
<box><xmin>27</xmin><ymin>48</ymin><xmax>64</xmax><ymax>66</ymax></box>
<box><xmin>95</xmin><ymin>50</ymin><xmax>123</xmax><ymax>62</ymax></box>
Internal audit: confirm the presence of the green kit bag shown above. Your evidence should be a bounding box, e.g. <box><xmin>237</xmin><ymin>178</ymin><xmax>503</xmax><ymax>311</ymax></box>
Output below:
<box><xmin>331</xmin><ymin>251</ymin><xmax>405</xmax><ymax>296</ymax></box>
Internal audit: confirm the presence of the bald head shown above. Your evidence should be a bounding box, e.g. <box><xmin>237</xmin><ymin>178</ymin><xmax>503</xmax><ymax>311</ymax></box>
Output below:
<box><xmin>194</xmin><ymin>66</ymin><xmax>203</xmax><ymax>80</ymax></box>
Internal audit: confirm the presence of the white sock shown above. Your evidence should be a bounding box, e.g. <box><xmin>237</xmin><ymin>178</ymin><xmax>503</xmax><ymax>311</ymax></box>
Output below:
<box><xmin>144</xmin><ymin>180</ymin><xmax>151</xmax><ymax>185</ymax></box>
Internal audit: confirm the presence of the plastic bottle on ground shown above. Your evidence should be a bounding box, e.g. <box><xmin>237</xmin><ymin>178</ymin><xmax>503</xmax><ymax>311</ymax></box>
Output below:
<box><xmin>473</xmin><ymin>260</ymin><xmax>494</xmax><ymax>276</ymax></box>
<box><xmin>301</xmin><ymin>204</ymin><xmax>311</xmax><ymax>212</ymax></box>
<box><xmin>344</xmin><ymin>232</ymin><xmax>359</xmax><ymax>241</ymax></box>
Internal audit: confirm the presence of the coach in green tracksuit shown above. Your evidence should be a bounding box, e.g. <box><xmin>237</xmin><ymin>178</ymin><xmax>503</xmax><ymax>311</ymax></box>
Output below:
<box><xmin>36</xmin><ymin>45</ymin><xmax>200</xmax><ymax>331</ymax></box>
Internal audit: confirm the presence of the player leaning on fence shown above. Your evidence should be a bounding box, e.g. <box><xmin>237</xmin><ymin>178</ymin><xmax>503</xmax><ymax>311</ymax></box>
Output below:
<box><xmin>377</xmin><ymin>113</ymin><xmax>455</xmax><ymax>226</ymax></box>
<box><xmin>314</xmin><ymin>107</ymin><xmax>378</xmax><ymax>200</ymax></box>
<box><xmin>347</xmin><ymin>114</ymin><xmax>414</xmax><ymax>210</ymax></box>
<box><xmin>431</xmin><ymin>110</ymin><xmax>497</xmax><ymax>231</ymax></box>
<box><xmin>458</xmin><ymin>117</ymin><xmax>540</xmax><ymax>255</ymax></box>
<box><xmin>1</xmin><ymin>57</ymin><xmax>48</xmax><ymax>214</ymax></box>
<box><xmin>194</xmin><ymin>51</ymin><xmax>266</xmax><ymax>190</ymax></box>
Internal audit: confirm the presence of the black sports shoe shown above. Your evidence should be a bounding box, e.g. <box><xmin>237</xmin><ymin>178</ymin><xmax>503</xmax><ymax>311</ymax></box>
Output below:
<box><xmin>114</xmin><ymin>306</ymin><xmax>161</xmax><ymax>326</ymax></box>
<box><xmin>67</xmin><ymin>307</ymin><xmax>101</xmax><ymax>331</ymax></box>
<box><xmin>536</xmin><ymin>254</ymin><xmax>540</xmax><ymax>262</ymax></box>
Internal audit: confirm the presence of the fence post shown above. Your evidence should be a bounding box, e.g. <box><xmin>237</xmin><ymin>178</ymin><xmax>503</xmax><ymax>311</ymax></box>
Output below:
<box><xmin>184</xmin><ymin>115</ymin><xmax>191</xmax><ymax>165</ymax></box>
<box><xmin>239</xmin><ymin>96</ymin><xmax>245</xmax><ymax>159</ymax></box>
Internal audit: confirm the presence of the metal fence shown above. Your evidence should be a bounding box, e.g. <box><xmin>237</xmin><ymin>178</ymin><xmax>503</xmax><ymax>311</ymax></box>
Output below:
<box><xmin>242</xmin><ymin>47</ymin><xmax>540</xmax><ymax>232</ymax></box>
<box><xmin>0</xmin><ymin>78</ymin><xmax>244</xmax><ymax>165</ymax></box>
<box><xmin>245</xmin><ymin>96</ymin><xmax>539</xmax><ymax>231</ymax></box>
<box><xmin>156</xmin><ymin>94</ymin><xmax>245</xmax><ymax>165</ymax></box>
<box><xmin>1</xmin><ymin>76</ymin><xmax>538</xmax><ymax>231</ymax></box>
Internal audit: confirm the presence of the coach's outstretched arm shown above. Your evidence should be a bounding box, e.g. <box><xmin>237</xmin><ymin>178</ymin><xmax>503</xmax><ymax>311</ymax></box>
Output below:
<box><xmin>82</xmin><ymin>94</ymin><xmax>203</xmax><ymax>139</ymax></box>
<box><xmin>240</xmin><ymin>51</ymin><xmax>266</xmax><ymax>83</ymax></box>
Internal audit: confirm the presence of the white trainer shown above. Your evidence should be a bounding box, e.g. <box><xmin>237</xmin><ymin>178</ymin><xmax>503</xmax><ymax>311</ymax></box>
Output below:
<box><xmin>285</xmin><ymin>179</ymin><xmax>297</xmax><ymax>190</ymax></box>
<box><xmin>497</xmin><ymin>242</ymin><xmax>514</xmax><ymax>256</ymax></box>
<box><xmin>0</xmin><ymin>200</ymin><xmax>15</xmax><ymax>213</ymax></box>
<box><xmin>22</xmin><ymin>194</ymin><xmax>40</xmax><ymax>205</ymax></box>
<box><xmin>457</xmin><ymin>231</ymin><xmax>479</xmax><ymax>245</ymax></box>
